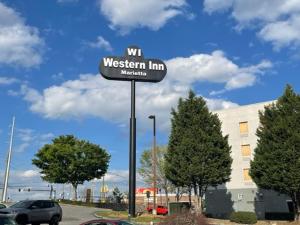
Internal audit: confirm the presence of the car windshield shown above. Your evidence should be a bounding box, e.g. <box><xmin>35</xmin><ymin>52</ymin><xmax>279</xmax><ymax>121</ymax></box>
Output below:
<box><xmin>0</xmin><ymin>217</ymin><xmax>17</xmax><ymax>225</ymax></box>
<box><xmin>9</xmin><ymin>201</ymin><xmax>33</xmax><ymax>209</ymax></box>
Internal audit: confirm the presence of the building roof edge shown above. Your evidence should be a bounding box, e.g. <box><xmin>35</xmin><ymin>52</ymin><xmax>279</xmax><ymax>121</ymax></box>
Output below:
<box><xmin>212</xmin><ymin>100</ymin><xmax>276</xmax><ymax>113</ymax></box>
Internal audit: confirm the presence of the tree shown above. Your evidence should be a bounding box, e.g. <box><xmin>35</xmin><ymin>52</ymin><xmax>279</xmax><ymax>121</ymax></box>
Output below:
<box><xmin>112</xmin><ymin>187</ymin><xmax>124</xmax><ymax>203</ymax></box>
<box><xmin>250</xmin><ymin>85</ymin><xmax>300</xmax><ymax>220</ymax></box>
<box><xmin>165</xmin><ymin>90</ymin><xmax>232</xmax><ymax>212</ymax></box>
<box><xmin>138</xmin><ymin>146</ymin><xmax>175</xmax><ymax>206</ymax></box>
<box><xmin>32</xmin><ymin>135</ymin><xmax>110</xmax><ymax>200</ymax></box>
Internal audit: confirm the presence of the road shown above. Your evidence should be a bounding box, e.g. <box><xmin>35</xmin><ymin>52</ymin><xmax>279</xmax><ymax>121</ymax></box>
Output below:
<box><xmin>60</xmin><ymin>204</ymin><xmax>105</xmax><ymax>225</ymax></box>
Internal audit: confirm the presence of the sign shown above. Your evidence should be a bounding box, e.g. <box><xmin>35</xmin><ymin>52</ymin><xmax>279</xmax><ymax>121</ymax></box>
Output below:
<box><xmin>99</xmin><ymin>46</ymin><xmax>167</xmax><ymax>82</ymax></box>
<box><xmin>98</xmin><ymin>46</ymin><xmax>167</xmax><ymax>217</ymax></box>
<box><xmin>100</xmin><ymin>185</ymin><xmax>109</xmax><ymax>193</ymax></box>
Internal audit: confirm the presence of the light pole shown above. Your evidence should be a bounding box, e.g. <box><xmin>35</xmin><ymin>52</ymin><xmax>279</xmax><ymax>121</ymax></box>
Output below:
<box><xmin>148</xmin><ymin>115</ymin><xmax>157</xmax><ymax>215</ymax></box>
<box><xmin>2</xmin><ymin>117</ymin><xmax>15</xmax><ymax>203</ymax></box>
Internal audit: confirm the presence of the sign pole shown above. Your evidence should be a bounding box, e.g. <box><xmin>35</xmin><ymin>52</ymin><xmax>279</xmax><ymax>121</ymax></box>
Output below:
<box><xmin>99</xmin><ymin>46</ymin><xmax>167</xmax><ymax>218</ymax></box>
<box><xmin>129</xmin><ymin>80</ymin><xmax>136</xmax><ymax>217</ymax></box>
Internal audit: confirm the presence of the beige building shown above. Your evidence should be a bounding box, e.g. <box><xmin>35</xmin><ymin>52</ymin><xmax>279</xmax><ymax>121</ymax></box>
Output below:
<box><xmin>205</xmin><ymin>101</ymin><xmax>292</xmax><ymax>219</ymax></box>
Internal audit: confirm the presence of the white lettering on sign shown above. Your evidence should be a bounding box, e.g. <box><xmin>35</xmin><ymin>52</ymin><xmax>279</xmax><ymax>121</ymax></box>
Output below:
<box><xmin>103</xmin><ymin>58</ymin><xmax>146</xmax><ymax>70</ymax></box>
<box><xmin>127</xmin><ymin>48</ymin><xmax>141</xmax><ymax>57</ymax></box>
<box><xmin>121</xmin><ymin>70</ymin><xmax>147</xmax><ymax>76</ymax></box>
<box><xmin>149</xmin><ymin>60</ymin><xmax>165</xmax><ymax>70</ymax></box>
<box><xmin>113</xmin><ymin>60</ymin><xmax>119</xmax><ymax>67</ymax></box>
<box><xmin>129</xmin><ymin>62</ymin><xmax>135</xmax><ymax>68</ymax></box>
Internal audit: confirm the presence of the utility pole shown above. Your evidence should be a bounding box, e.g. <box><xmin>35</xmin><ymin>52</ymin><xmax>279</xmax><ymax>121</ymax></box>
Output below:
<box><xmin>2</xmin><ymin>117</ymin><xmax>15</xmax><ymax>203</ymax></box>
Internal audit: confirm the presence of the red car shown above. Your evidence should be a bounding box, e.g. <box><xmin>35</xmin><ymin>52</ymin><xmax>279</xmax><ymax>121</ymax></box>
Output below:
<box><xmin>147</xmin><ymin>205</ymin><xmax>168</xmax><ymax>215</ymax></box>
<box><xmin>80</xmin><ymin>219</ymin><xmax>134</xmax><ymax>225</ymax></box>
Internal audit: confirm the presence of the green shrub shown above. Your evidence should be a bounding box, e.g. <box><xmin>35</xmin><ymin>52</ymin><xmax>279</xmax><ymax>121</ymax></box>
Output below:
<box><xmin>265</xmin><ymin>212</ymin><xmax>294</xmax><ymax>221</ymax></box>
<box><xmin>230</xmin><ymin>211</ymin><xmax>257</xmax><ymax>224</ymax></box>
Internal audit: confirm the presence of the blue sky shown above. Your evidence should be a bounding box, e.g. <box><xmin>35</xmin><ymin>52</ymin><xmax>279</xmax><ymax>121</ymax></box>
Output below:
<box><xmin>0</xmin><ymin>0</ymin><xmax>300</xmax><ymax>200</ymax></box>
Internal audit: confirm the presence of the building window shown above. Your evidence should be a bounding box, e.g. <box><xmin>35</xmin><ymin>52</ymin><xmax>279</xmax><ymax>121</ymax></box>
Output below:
<box><xmin>239</xmin><ymin>121</ymin><xmax>249</xmax><ymax>134</ymax></box>
<box><xmin>243</xmin><ymin>168</ymin><xmax>252</xmax><ymax>181</ymax></box>
<box><xmin>237</xmin><ymin>193</ymin><xmax>243</xmax><ymax>201</ymax></box>
<box><xmin>241</xmin><ymin>144</ymin><xmax>251</xmax><ymax>157</ymax></box>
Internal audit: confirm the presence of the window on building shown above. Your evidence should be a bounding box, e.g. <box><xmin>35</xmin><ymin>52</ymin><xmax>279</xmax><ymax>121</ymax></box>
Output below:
<box><xmin>243</xmin><ymin>168</ymin><xmax>252</xmax><ymax>181</ymax></box>
<box><xmin>239</xmin><ymin>121</ymin><xmax>249</xmax><ymax>134</ymax></box>
<box><xmin>237</xmin><ymin>193</ymin><xmax>243</xmax><ymax>200</ymax></box>
<box><xmin>241</xmin><ymin>144</ymin><xmax>251</xmax><ymax>157</ymax></box>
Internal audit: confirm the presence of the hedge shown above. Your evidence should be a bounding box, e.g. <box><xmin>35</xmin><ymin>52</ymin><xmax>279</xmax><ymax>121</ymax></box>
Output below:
<box><xmin>265</xmin><ymin>212</ymin><xmax>294</xmax><ymax>221</ymax></box>
<box><xmin>230</xmin><ymin>211</ymin><xmax>257</xmax><ymax>224</ymax></box>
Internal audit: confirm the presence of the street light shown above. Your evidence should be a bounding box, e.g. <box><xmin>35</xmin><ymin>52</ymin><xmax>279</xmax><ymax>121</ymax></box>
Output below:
<box><xmin>148</xmin><ymin>115</ymin><xmax>157</xmax><ymax>215</ymax></box>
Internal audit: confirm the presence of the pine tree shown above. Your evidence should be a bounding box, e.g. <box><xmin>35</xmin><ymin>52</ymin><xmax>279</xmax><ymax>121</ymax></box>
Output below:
<box><xmin>250</xmin><ymin>85</ymin><xmax>300</xmax><ymax>220</ymax></box>
<box><xmin>165</xmin><ymin>90</ymin><xmax>232</xmax><ymax>212</ymax></box>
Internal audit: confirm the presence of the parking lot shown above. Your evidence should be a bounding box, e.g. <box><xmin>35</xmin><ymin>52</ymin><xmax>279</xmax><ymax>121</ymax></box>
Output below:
<box><xmin>60</xmin><ymin>204</ymin><xmax>105</xmax><ymax>225</ymax></box>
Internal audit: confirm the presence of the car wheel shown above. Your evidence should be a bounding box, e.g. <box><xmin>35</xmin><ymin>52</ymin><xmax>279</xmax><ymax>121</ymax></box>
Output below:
<box><xmin>16</xmin><ymin>214</ymin><xmax>28</xmax><ymax>225</ymax></box>
<box><xmin>32</xmin><ymin>223</ymin><xmax>40</xmax><ymax>225</ymax></box>
<box><xmin>49</xmin><ymin>215</ymin><xmax>59</xmax><ymax>225</ymax></box>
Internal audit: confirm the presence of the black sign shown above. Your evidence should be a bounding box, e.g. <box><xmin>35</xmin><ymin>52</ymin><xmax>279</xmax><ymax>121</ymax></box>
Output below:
<box><xmin>99</xmin><ymin>46</ymin><xmax>167</xmax><ymax>82</ymax></box>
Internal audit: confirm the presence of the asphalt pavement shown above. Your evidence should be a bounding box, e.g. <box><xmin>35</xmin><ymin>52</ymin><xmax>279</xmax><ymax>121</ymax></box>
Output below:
<box><xmin>59</xmin><ymin>204</ymin><xmax>105</xmax><ymax>225</ymax></box>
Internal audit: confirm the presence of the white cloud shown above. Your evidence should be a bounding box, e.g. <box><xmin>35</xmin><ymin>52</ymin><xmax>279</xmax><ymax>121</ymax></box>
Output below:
<box><xmin>0</xmin><ymin>169</ymin><xmax>49</xmax><ymax>201</ymax></box>
<box><xmin>86</xmin><ymin>36</ymin><xmax>113</xmax><ymax>52</ymax></box>
<box><xmin>15</xmin><ymin>142</ymin><xmax>31</xmax><ymax>153</ymax></box>
<box><xmin>206</xmin><ymin>98</ymin><xmax>239</xmax><ymax>111</ymax></box>
<box><xmin>203</xmin><ymin>0</ymin><xmax>300</xmax><ymax>49</ymax></box>
<box><xmin>57</xmin><ymin>0</ymin><xmax>79</xmax><ymax>3</ymax></box>
<box><xmin>103</xmin><ymin>170</ymin><xmax>129</xmax><ymax>183</ymax></box>
<box><xmin>0</xmin><ymin>2</ymin><xmax>44</xmax><ymax>68</ymax></box>
<box><xmin>204</xmin><ymin>0</ymin><xmax>233</xmax><ymax>14</ymax></box>
<box><xmin>93</xmin><ymin>170</ymin><xmax>144</xmax><ymax>186</ymax></box>
<box><xmin>7</xmin><ymin>90</ymin><xmax>20</xmax><ymax>96</ymax></box>
<box><xmin>17</xmin><ymin>128</ymin><xmax>35</xmax><ymax>142</ymax></box>
<box><xmin>17</xmin><ymin>169</ymin><xmax>40</xmax><ymax>178</ymax></box>
<box><xmin>0</xmin><ymin>77</ymin><xmax>18</xmax><ymax>85</ymax></box>
<box><xmin>165</xmin><ymin>51</ymin><xmax>272</xmax><ymax>89</ymax></box>
<box><xmin>98</xmin><ymin>0</ymin><xmax>188</xmax><ymax>34</ymax></box>
<box><xmin>51</xmin><ymin>72</ymin><xmax>64</xmax><ymax>81</ymax></box>
<box><xmin>40</xmin><ymin>133</ymin><xmax>55</xmax><ymax>140</ymax></box>
<box><xmin>15</xmin><ymin>128</ymin><xmax>54</xmax><ymax>153</ymax></box>
<box><xmin>258</xmin><ymin>14</ymin><xmax>300</xmax><ymax>49</ymax></box>
<box><xmin>19</xmin><ymin>50</ymin><xmax>271</xmax><ymax>131</ymax></box>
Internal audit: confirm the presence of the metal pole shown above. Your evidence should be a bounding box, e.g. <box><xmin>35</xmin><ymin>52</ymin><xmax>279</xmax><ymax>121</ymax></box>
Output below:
<box><xmin>2</xmin><ymin>116</ymin><xmax>15</xmax><ymax>203</ymax></box>
<box><xmin>152</xmin><ymin>117</ymin><xmax>157</xmax><ymax>214</ymax></box>
<box><xmin>129</xmin><ymin>80</ymin><xmax>136</xmax><ymax>217</ymax></box>
<box><xmin>50</xmin><ymin>184</ymin><xmax>53</xmax><ymax>200</ymax></box>
<box><xmin>100</xmin><ymin>176</ymin><xmax>105</xmax><ymax>202</ymax></box>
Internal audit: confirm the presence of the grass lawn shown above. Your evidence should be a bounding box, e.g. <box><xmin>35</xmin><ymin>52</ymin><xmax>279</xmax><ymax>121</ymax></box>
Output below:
<box><xmin>95</xmin><ymin>210</ymin><xmax>128</xmax><ymax>219</ymax></box>
<box><xmin>95</xmin><ymin>210</ymin><xmax>165</xmax><ymax>223</ymax></box>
